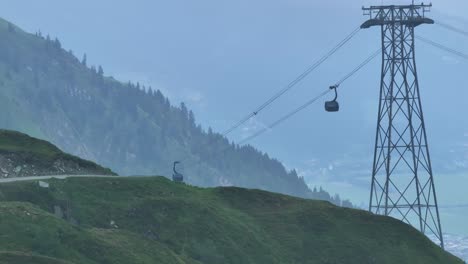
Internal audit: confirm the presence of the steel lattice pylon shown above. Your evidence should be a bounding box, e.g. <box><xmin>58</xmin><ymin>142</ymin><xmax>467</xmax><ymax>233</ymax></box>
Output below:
<box><xmin>361</xmin><ymin>3</ymin><xmax>444</xmax><ymax>248</ymax></box>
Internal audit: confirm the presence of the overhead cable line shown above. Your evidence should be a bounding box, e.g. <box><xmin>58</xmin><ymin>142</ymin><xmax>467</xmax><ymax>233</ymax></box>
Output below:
<box><xmin>221</xmin><ymin>26</ymin><xmax>362</xmax><ymax>136</ymax></box>
<box><xmin>180</xmin><ymin>49</ymin><xmax>380</xmax><ymax>171</ymax></box>
<box><xmin>435</xmin><ymin>21</ymin><xmax>468</xmax><ymax>38</ymax></box>
<box><xmin>177</xmin><ymin>26</ymin><xmax>361</xmax><ymax>165</ymax></box>
<box><xmin>416</xmin><ymin>35</ymin><xmax>468</xmax><ymax>61</ymax></box>
<box><xmin>236</xmin><ymin>49</ymin><xmax>381</xmax><ymax>146</ymax></box>
<box><xmin>334</xmin><ymin>49</ymin><xmax>381</xmax><ymax>87</ymax></box>
<box><xmin>439</xmin><ymin>204</ymin><xmax>468</xmax><ymax>209</ymax></box>
<box><xmin>237</xmin><ymin>89</ymin><xmax>330</xmax><ymax>145</ymax></box>
<box><xmin>179</xmin><ymin>89</ymin><xmax>330</xmax><ymax>172</ymax></box>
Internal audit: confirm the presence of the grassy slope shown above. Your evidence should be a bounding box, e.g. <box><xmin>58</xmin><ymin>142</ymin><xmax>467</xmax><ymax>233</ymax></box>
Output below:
<box><xmin>0</xmin><ymin>129</ymin><xmax>62</xmax><ymax>156</ymax></box>
<box><xmin>0</xmin><ymin>252</ymin><xmax>73</xmax><ymax>264</ymax></box>
<box><xmin>0</xmin><ymin>177</ymin><xmax>462</xmax><ymax>264</ymax></box>
<box><xmin>0</xmin><ymin>129</ymin><xmax>116</xmax><ymax>175</ymax></box>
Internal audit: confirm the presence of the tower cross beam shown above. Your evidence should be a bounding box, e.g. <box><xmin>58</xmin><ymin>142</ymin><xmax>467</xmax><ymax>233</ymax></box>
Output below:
<box><xmin>361</xmin><ymin>4</ymin><xmax>434</xmax><ymax>29</ymax></box>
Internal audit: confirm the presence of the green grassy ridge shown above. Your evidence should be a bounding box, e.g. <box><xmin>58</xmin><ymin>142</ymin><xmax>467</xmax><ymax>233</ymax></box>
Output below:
<box><xmin>0</xmin><ymin>129</ymin><xmax>116</xmax><ymax>175</ymax></box>
<box><xmin>0</xmin><ymin>177</ymin><xmax>463</xmax><ymax>264</ymax></box>
<box><xmin>0</xmin><ymin>129</ymin><xmax>62</xmax><ymax>157</ymax></box>
<box><xmin>0</xmin><ymin>252</ymin><xmax>73</xmax><ymax>264</ymax></box>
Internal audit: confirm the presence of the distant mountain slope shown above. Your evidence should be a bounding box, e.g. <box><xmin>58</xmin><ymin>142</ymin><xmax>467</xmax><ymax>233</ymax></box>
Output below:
<box><xmin>0</xmin><ymin>17</ymin><xmax>330</xmax><ymax>199</ymax></box>
<box><xmin>0</xmin><ymin>177</ymin><xmax>463</xmax><ymax>264</ymax></box>
<box><xmin>0</xmin><ymin>130</ymin><xmax>115</xmax><ymax>177</ymax></box>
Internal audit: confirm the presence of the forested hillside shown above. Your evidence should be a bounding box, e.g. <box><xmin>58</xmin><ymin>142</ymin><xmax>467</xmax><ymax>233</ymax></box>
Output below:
<box><xmin>0</xmin><ymin>18</ymin><xmax>348</xmax><ymax>203</ymax></box>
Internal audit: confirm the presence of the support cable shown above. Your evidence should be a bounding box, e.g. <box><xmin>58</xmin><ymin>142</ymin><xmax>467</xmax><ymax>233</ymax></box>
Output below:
<box><xmin>237</xmin><ymin>89</ymin><xmax>330</xmax><ymax>145</ymax></box>
<box><xmin>181</xmin><ymin>49</ymin><xmax>379</xmax><ymax>171</ymax></box>
<box><xmin>334</xmin><ymin>49</ymin><xmax>381</xmax><ymax>87</ymax></box>
<box><xmin>416</xmin><ymin>35</ymin><xmax>468</xmax><ymax>61</ymax></box>
<box><xmin>176</xmin><ymin>26</ymin><xmax>362</xmax><ymax>166</ymax></box>
<box><xmin>435</xmin><ymin>21</ymin><xmax>468</xmax><ymax>38</ymax></box>
<box><xmin>237</xmin><ymin>48</ymin><xmax>381</xmax><ymax>145</ymax></box>
<box><xmin>439</xmin><ymin>204</ymin><xmax>468</xmax><ymax>209</ymax></box>
<box><xmin>221</xmin><ymin>27</ymin><xmax>361</xmax><ymax>136</ymax></box>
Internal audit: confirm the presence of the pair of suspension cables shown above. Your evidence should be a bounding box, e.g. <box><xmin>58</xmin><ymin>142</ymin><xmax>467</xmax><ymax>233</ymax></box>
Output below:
<box><xmin>417</xmin><ymin>20</ymin><xmax>468</xmax><ymax>61</ymax></box>
<box><xmin>234</xmin><ymin>20</ymin><xmax>468</xmax><ymax>150</ymax></box>
<box><xmin>179</xmin><ymin>26</ymin><xmax>379</xmax><ymax>170</ymax></box>
<box><xmin>178</xmin><ymin>19</ymin><xmax>468</xmax><ymax>171</ymax></box>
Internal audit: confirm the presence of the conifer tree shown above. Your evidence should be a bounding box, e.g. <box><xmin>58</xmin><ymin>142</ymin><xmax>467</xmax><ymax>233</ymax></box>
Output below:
<box><xmin>189</xmin><ymin>110</ymin><xmax>196</xmax><ymax>125</ymax></box>
<box><xmin>98</xmin><ymin>65</ymin><xmax>104</xmax><ymax>76</ymax></box>
<box><xmin>82</xmin><ymin>54</ymin><xmax>87</xmax><ymax>66</ymax></box>
<box><xmin>54</xmin><ymin>38</ymin><xmax>61</xmax><ymax>49</ymax></box>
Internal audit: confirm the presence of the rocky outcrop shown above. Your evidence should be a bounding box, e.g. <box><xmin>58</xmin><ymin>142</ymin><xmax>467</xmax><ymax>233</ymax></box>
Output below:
<box><xmin>0</xmin><ymin>151</ymin><xmax>115</xmax><ymax>177</ymax></box>
<box><xmin>0</xmin><ymin>130</ymin><xmax>116</xmax><ymax>178</ymax></box>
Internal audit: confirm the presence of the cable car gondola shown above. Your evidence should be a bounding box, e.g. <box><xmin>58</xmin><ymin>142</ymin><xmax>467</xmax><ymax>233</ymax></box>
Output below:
<box><xmin>325</xmin><ymin>85</ymin><xmax>340</xmax><ymax>112</ymax></box>
<box><xmin>172</xmin><ymin>161</ymin><xmax>184</xmax><ymax>183</ymax></box>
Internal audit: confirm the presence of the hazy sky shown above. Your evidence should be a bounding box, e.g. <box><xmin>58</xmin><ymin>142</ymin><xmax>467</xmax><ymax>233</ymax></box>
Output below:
<box><xmin>1</xmin><ymin>0</ymin><xmax>467</xmax><ymax>233</ymax></box>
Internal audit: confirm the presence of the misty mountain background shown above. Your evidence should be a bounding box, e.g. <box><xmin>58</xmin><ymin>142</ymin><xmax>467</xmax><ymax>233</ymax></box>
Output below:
<box><xmin>0</xmin><ymin>0</ymin><xmax>466</xmax><ymax>241</ymax></box>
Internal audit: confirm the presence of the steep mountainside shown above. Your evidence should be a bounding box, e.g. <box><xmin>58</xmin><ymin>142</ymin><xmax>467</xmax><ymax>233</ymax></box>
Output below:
<box><xmin>0</xmin><ymin>130</ymin><xmax>115</xmax><ymax>177</ymax></box>
<box><xmin>0</xmin><ymin>176</ymin><xmax>463</xmax><ymax>264</ymax></box>
<box><xmin>0</xmin><ymin>17</ymin><xmax>334</xmax><ymax>200</ymax></box>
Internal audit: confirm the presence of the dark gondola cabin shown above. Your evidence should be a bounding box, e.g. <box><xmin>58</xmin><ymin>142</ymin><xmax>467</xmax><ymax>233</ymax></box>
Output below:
<box><xmin>325</xmin><ymin>100</ymin><xmax>339</xmax><ymax>112</ymax></box>
<box><xmin>172</xmin><ymin>161</ymin><xmax>184</xmax><ymax>183</ymax></box>
<box><xmin>325</xmin><ymin>85</ymin><xmax>340</xmax><ymax>112</ymax></box>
